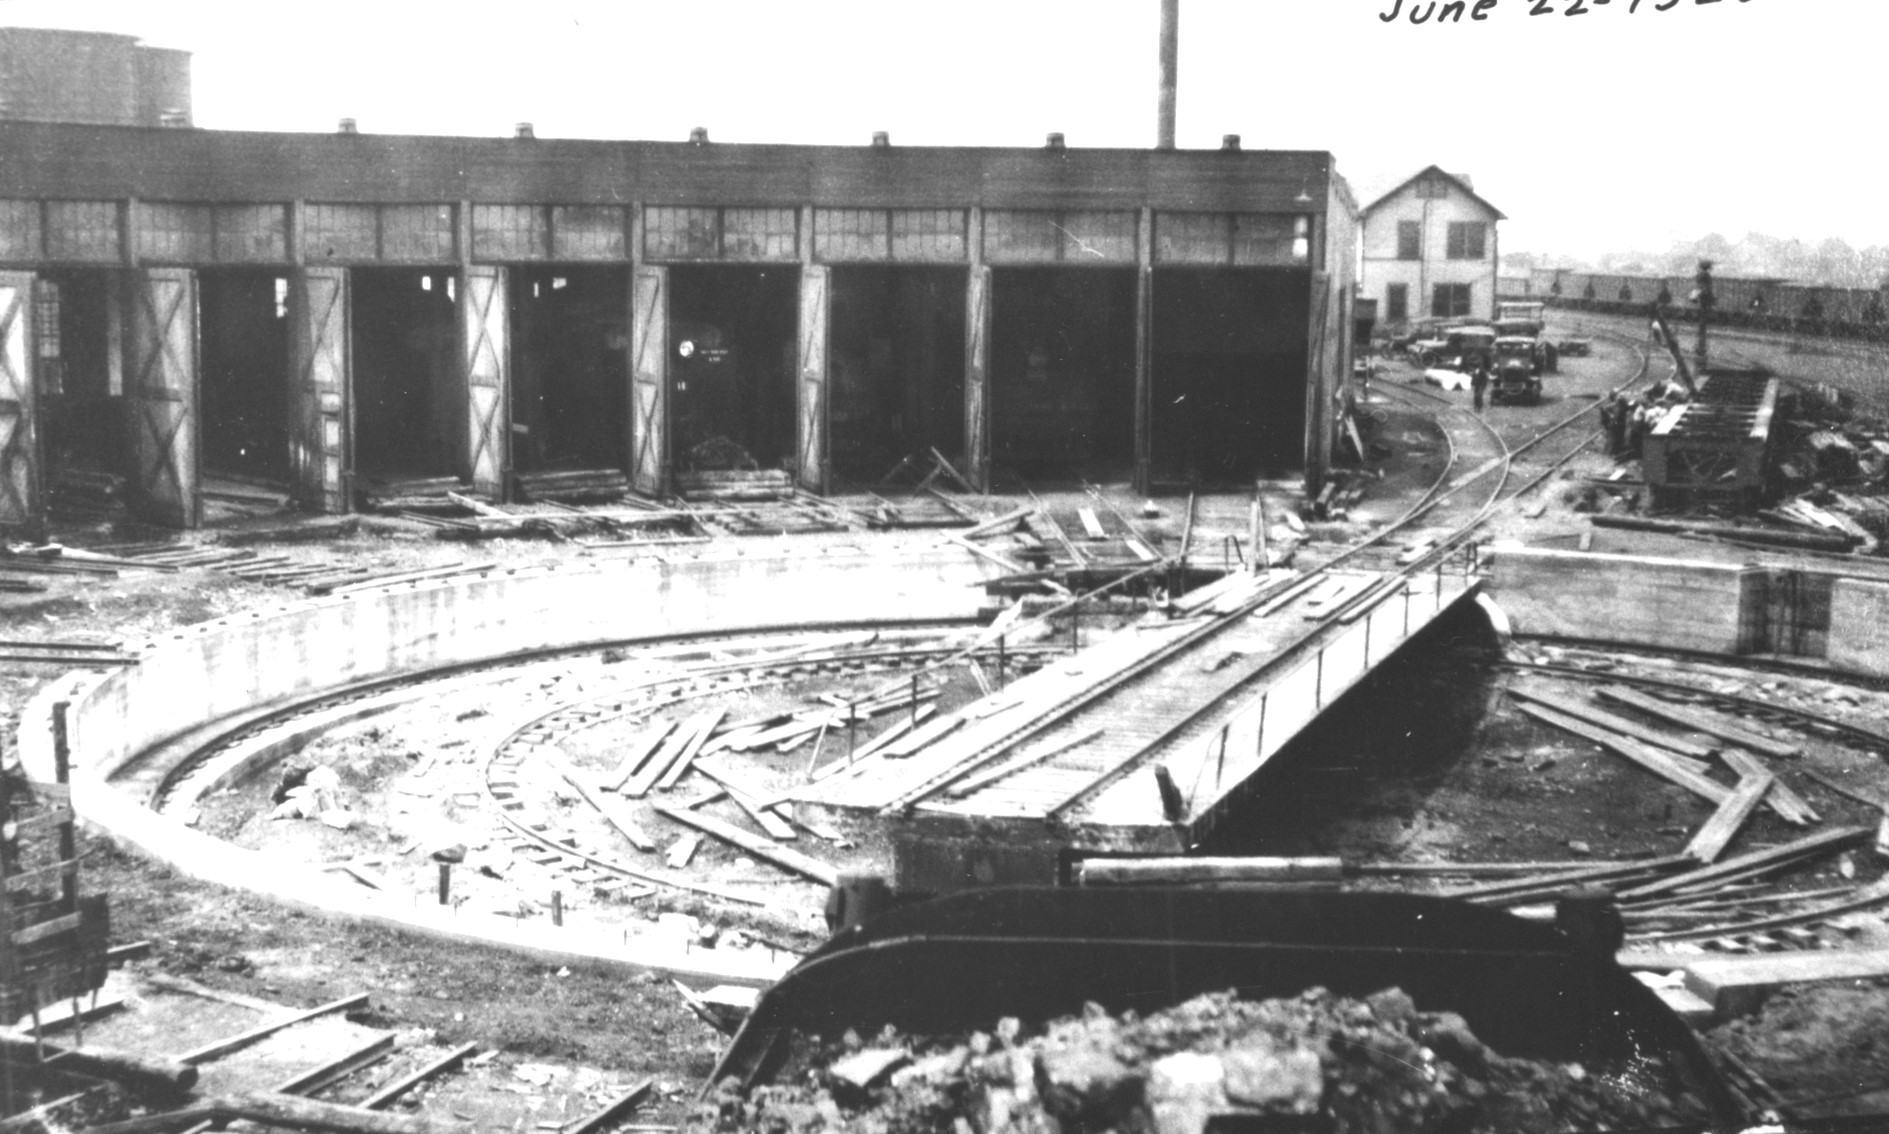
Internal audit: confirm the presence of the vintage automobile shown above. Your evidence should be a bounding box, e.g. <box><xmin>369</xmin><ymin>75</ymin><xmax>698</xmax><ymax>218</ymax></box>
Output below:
<box><xmin>1411</xmin><ymin>325</ymin><xmax>1496</xmax><ymax>369</ymax></box>
<box><xmin>1491</xmin><ymin>335</ymin><xmax>1544</xmax><ymax>405</ymax></box>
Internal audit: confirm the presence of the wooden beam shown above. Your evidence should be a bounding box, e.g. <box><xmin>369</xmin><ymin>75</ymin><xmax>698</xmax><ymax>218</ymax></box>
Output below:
<box><xmin>563</xmin><ymin>1079</ymin><xmax>654</xmax><ymax>1134</ymax></box>
<box><xmin>178</xmin><ymin>993</ymin><xmax>370</xmax><ymax>1065</ymax></box>
<box><xmin>686</xmin><ymin>760</ymin><xmax>796</xmax><ymax>841</ymax></box>
<box><xmin>1721</xmin><ymin>749</ymin><xmax>1818</xmax><ymax>825</ymax></box>
<box><xmin>70</xmin><ymin>1091</ymin><xmax>467</xmax><ymax>1134</ymax></box>
<box><xmin>0</xmin><ymin>1035</ymin><xmax>197</xmax><ymax>1095</ymax></box>
<box><xmin>1514</xmin><ymin>702</ymin><xmax>1725</xmax><ymax>801</ymax></box>
<box><xmin>1595</xmin><ymin>684</ymin><xmax>1802</xmax><ymax>759</ymax></box>
<box><xmin>554</xmin><ymin>759</ymin><xmax>655</xmax><ymax>853</ymax></box>
<box><xmin>1508</xmin><ymin>683</ymin><xmax>1715</xmax><ymax>760</ymax></box>
<box><xmin>655</xmin><ymin>709</ymin><xmax>726</xmax><ymax>792</ymax></box>
<box><xmin>653</xmin><ymin>806</ymin><xmax>837</xmax><ymax>887</ymax></box>
<box><xmin>1684</xmin><ymin>772</ymin><xmax>1774</xmax><ymax>863</ymax></box>
<box><xmin>1616</xmin><ymin>825</ymin><xmax>1872</xmax><ymax>901</ymax></box>
<box><xmin>358</xmin><ymin>1042</ymin><xmax>478</xmax><ymax>1110</ymax></box>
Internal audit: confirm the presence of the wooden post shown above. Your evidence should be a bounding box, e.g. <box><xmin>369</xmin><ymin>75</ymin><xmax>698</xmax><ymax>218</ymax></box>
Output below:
<box><xmin>1133</xmin><ymin>208</ymin><xmax>1154</xmax><ymax>495</ymax></box>
<box><xmin>997</xmin><ymin>633</ymin><xmax>1007</xmax><ymax>690</ymax></box>
<box><xmin>551</xmin><ymin>890</ymin><xmax>563</xmax><ymax>926</ymax></box>
<box><xmin>1249</xmin><ymin>499</ymin><xmax>1265</xmax><ymax>574</ymax></box>
<box><xmin>436</xmin><ymin>863</ymin><xmax>450</xmax><ymax>905</ymax></box>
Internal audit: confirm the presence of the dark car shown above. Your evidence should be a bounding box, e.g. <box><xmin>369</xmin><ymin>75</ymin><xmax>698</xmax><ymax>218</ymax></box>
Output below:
<box><xmin>1490</xmin><ymin>336</ymin><xmax>1543</xmax><ymax>404</ymax></box>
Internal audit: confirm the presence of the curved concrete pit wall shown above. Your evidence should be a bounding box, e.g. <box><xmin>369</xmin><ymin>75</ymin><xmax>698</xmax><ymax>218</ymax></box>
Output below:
<box><xmin>20</xmin><ymin>546</ymin><xmax>993</xmax><ymax>986</ymax></box>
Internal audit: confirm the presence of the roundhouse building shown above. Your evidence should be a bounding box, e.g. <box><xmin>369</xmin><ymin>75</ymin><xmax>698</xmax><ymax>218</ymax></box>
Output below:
<box><xmin>0</xmin><ymin>121</ymin><xmax>1357</xmax><ymax>531</ymax></box>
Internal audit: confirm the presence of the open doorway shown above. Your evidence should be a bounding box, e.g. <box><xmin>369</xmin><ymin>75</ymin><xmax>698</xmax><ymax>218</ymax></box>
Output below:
<box><xmin>1151</xmin><ymin>268</ymin><xmax>1310</xmax><ymax>483</ymax></box>
<box><xmin>351</xmin><ymin>268</ymin><xmax>460</xmax><ymax>483</ymax></box>
<box><xmin>666</xmin><ymin>266</ymin><xmax>797</xmax><ymax>473</ymax></box>
<box><xmin>829</xmin><ymin>266</ymin><xmax>966</xmax><ymax>484</ymax></box>
<box><xmin>199</xmin><ymin>269</ymin><xmax>291</xmax><ymax>484</ymax></box>
<box><xmin>511</xmin><ymin>267</ymin><xmax>628</xmax><ymax>474</ymax></box>
<box><xmin>991</xmin><ymin>268</ymin><xmax>1136</xmax><ymax>480</ymax></box>
<box><xmin>38</xmin><ymin>270</ymin><xmax>121</xmax><ymax>478</ymax></box>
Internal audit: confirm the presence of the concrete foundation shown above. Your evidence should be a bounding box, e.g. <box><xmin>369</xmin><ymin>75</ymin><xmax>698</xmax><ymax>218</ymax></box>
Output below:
<box><xmin>20</xmin><ymin>547</ymin><xmax>992</xmax><ymax>984</ymax></box>
<box><xmin>1486</xmin><ymin>545</ymin><xmax>1763</xmax><ymax>655</ymax></box>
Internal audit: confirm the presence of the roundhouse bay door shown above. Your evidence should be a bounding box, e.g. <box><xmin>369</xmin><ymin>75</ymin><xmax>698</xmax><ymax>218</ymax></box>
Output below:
<box><xmin>461</xmin><ymin>265</ymin><xmax>510</xmax><ymax>499</ymax></box>
<box><xmin>127</xmin><ymin>267</ymin><xmax>201</xmax><ymax>528</ymax></box>
<box><xmin>796</xmin><ymin>264</ymin><xmax>829</xmax><ymax>494</ymax></box>
<box><xmin>629</xmin><ymin>264</ymin><xmax>670</xmax><ymax>497</ymax></box>
<box><xmin>288</xmin><ymin>266</ymin><xmax>351</xmax><ymax>513</ymax></box>
<box><xmin>0</xmin><ymin>272</ymin><xmax>39</xmax><ymax>535</ymax></box>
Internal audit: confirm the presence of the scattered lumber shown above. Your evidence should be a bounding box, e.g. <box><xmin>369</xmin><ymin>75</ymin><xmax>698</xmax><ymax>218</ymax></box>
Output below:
<box><xmin>652</xmin><ymin>805</ymin><xmax>837</xmax><ymax>887</ymax></box>
<box><xmin>1722</xmin><ymin>750</ymin><xmax>1818</xmax><ymax>824</ymax></box>
<box><xmin>1594</xmin><ymin>684</ymin><xmax>1802</xmax><ymax>758</ymax></box>
<box><xmin>1616</xmin><ymin>825</ymin><xmax>1873</xmax><ymax>901</ymax></box>
<box><xmin>1507</xmin><ymin>684</ymin><xmax>1715</xmax><ymax>760</ymax></box>
<box><xmin>1684</xmin><ymin>773</ymin><xmax>1775</xmax><ymax>863</ymax></box>
<box><xmin>686</xmin><ymin>760</ymin><xmax>796</xmax><ymax>841</ymax></box>
<box><xmin>1445</xmin><ymin>856</ymin><xmax>1693</xmax><ymax>904</ymax></box>
<box><xmin>71</xmin><ymin>1091</ymin><xmax>467</xmax><ymax>1134</ymax></box>
<box><xmin>961</xmin><ymin>505</ymin><xmax>1034</xmax><ymax>539</ymax></box>
<box><xmin>1514</xmin><ymin>703</ymin><xmax>1723</xmax><ymax>798</ymax></box>
<box><xmin>553</xmin><ymin>759</ymin><xmax>655</xmax><ymax>853</ymax></box>
<box><xmin>655</xmin><ymin>708</ymin><xmax>725</xmax><ymax>791</ymax></box>
<box><xmin>177</xmin><ymin>993</ymin><xmax>369</xmax><ymax>1066</ymax></box>
<box><xmin>604</xmin><ymin>722</ymin><xmax>676</xmax><ymax>791</ymax></box>
<box><xmin>942</xmin><ymin>727</ymin><xmax>1106</xmax><ymax>800</ymax></box>
<box><xmin>0</xmin><ymin>1034</ymin><xmax>197</xmax><ymax>1096</ymax></box>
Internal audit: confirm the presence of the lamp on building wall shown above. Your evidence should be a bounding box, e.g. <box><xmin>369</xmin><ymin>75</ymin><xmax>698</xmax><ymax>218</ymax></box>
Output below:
<box><xmin>337</xmin><ymin>118</ymin><xmax>358</xmax><ymax>135</ymax></box>
<box><xmin>1045</xmin><ymin>132</ymin><xmax>1066</xmax><ymax>151</ymax></box>
<box><xmin>514</xmin><ymin>122</ymin><xmax>535</xmax><ymax>139</ymax></box>
<box><xmin>871</xmin><ymin>131</ymin><xmax>890</xmax><ymax>149</ymax></box>
<box><xmin>689</xmin><ymin>127</ymin><xmax>710</xmax><ymax>145</ymax></box>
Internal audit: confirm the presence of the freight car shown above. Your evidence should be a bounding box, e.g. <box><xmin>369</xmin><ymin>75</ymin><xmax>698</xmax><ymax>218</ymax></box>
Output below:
<box><xmin>1539</xmin><ymin>267</ymin><xmax>1889</xmax><ymax>342</ymax></box>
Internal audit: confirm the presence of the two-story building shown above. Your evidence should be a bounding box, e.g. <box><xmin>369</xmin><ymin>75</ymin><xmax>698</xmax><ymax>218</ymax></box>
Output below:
<box><xmin>1359</xmin><ymin>166</ymin><xmax>1502</xmax><ymax>327</ymax></box>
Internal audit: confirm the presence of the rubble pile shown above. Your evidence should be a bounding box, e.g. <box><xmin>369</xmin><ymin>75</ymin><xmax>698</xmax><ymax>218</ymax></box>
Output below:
<box><xmin>693</xmin><ymin>988</ymin><xmax>1711</xmax><ymax>1134</ymax></box>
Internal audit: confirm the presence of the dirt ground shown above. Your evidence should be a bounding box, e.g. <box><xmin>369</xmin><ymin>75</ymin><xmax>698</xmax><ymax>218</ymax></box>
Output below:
<box><xmin>7</xmin><ymin>313</ymin><xmax>1889</xmax><ymax>1123</ymax></box>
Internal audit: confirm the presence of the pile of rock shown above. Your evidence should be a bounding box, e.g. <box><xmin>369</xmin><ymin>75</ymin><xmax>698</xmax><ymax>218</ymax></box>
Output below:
<box><xmin>693</xmin><ymin>988</ymin><xmax>1711</xmax><ymax>1134</ymax></box>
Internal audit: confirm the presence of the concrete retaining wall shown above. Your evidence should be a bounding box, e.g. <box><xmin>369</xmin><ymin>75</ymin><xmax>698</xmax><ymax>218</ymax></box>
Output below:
<box><xmin>1828</xmin><ymin>576</ymin><xmax>1889</xmax><ymax>676</ymax></box>
<box><xmin>19</xmin><ymin>546</ymin><xmax>991</xmax><ymax>985</ymax></box>
<box><xmin>1488</xmin><ymin>544</ymin><xmax>1889</xmax><ymax>679</ymax></box>
<box><xmin>1485</xmin><ymin>545</ymin><xmax>1763</xmax><ymax>655</ymax></box>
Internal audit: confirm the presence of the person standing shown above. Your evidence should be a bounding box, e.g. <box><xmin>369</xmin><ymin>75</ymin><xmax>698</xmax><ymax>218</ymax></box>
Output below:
<box><xmin>1470</xmin><ymin>357</ymin><xmax>1490</xmax><ymax>413</ymax></box>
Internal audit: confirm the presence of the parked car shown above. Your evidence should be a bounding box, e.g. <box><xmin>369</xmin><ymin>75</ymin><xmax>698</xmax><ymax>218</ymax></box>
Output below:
<box><xmin>1411</xmin><ymin>325</ymin><xmax>1496</xmax><ymax>369</ymax></box>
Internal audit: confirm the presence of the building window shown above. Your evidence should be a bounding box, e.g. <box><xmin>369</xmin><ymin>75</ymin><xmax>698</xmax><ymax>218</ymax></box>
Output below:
<box><xmin>34</xmin><ymin>280</ymin><xmax>62</xmax><ymax>396</ymax></box>
<box><xmin>1396</xmin><ymin>221</ymin><xmax>1420</xmax><ymax>261</ymax></box>
<box><xmin>1446</xmin><ymin>222</ymin><xmax>1486</xmax><ymax>260</ymax></box>
<box><xmin>1416</xmin><ymin>176</ymin><xmax>1448</xmax><ymax>200</ymax></box>
<box><xmin>1432</xmin><ymin>284</ymin><xmax>1472</xmax><ymax>319</ymax></box>
<box><xmin>1386</xmin><ymin>283</ymin><xmax>1408</xmax><ymax>323</ymax></box>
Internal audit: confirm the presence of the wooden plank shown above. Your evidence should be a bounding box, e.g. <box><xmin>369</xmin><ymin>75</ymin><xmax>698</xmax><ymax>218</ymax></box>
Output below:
<box><xmin>1514</xmin><ymin>702</ymin><xmax>1726</xmax><ymax>801</ymax></box>
<box><xmin>1507</xmin><ymin>683</ymin><xmax>1715</xmax><ymax>760</ymax></box>
<box><xmin>178</xmin><ymin>993</ymin><xmax>370</xmax><ymax>1065</ymax></box>
<box><xmin>554</xmin><ymin>758</ymin><xmax>655</xmax><ymax>853</ymax></box>
<box><xmin>10</xmin><ymin>989</ymin><xmax>125</xmax><ymax>1032</ymax></box>
<box><xmin>359</xmin><ymin>1041</ymin><xmax>479</xmax><ymax>1110</ymax></box>
<box><xmin>1595</xmin><ymin>684</ymin><xmax>1802</xmax><ymax>758</ymax></box>
<box><xmin>1684</xmin><ymin>773</ymin><xmax>1774</xmax><ymax>863</ymax></box>
<box><xmin>1721</xmin><ymin>749</ymin><xmax>1818</xmax><ymax>825</ymax></box>
<box><xmin>1616</xmin><ymin>825</ymin><xmax>1872</xmax><ymax>901</ymax></box>
<box><xmin>687</xmin><ymin>761</ymin><xmax>797</xmax><ymax>841</ymax></box>
<box><xmin>962</xmin><ymin>505</ymin><xmax>1034</xmax><ymax>539</ymax></box>
<box><xmin>653</xmin><ymin>805</ymin><xmax>837</xmax><ymax>887</ymax></box>
<box><xmin>11</xmin><ymin>912</ymin><xmax>80</xmax><ymax>946</ymax></box>
<box><xmin>656</xmin><ymin>709</ymin><xmax>726</xmax><ymax>791</ymax></box>
<box><xmin>2</xmin><ymin>859</ymin><xmax>79</xmax><ymax>894</ymax></box>
<box><xmin>621</xmin><ymin>718</ymin><xmax>699</xmax><ymax>798</ymax></box>
<box><xmin>1076</xmin><ymin>507</ymin><xmax>1107</xmax><ymax>539</ymax></box>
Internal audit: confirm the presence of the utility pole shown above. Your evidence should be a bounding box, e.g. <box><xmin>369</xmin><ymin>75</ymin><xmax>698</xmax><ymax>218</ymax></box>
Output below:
<box><xmin>1157</xmin><ymin>0</ymin><xmax>1178</xmax><ymax>149</ymax></box>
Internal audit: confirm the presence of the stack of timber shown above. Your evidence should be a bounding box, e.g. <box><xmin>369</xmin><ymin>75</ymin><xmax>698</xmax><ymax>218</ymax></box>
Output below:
<box><xmin>514</xmin><ymin>467</ymin><xmax>631</xmax><ymax>504</ymax></box>
<box><xmin>688</xmin><ymin>496</ymin><xmax>852</xmax><ymax>538</ymax></box>
<box><xmin>201</xmin><ymin>473</ymin><xmax>292</xmax><ymax>520</ymax></box>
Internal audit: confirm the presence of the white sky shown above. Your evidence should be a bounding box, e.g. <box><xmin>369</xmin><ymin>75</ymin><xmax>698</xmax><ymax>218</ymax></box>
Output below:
<box><xmin>0</xmin><ymin>0</ymin><xmax>1879</xmax><ymax>260</ymax></box>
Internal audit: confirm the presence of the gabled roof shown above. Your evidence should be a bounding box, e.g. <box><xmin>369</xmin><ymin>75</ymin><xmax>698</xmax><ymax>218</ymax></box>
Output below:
<box><xmin>1361</xmin><ymin>165</ymin><xmax>1506</xmax><ymax>220</ymax></box>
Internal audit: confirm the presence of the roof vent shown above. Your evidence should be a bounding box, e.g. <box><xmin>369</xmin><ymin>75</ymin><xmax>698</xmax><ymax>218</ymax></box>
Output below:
<box><xmin>514</xmin><ymin>122</ymin><xmax>535</xmax><ymax>139</ymax></box>
<box><xmin>1221</xmin><ymin>134</ymin><xmax>1241</xmax><ymax>152</ymax></box>
<box><xmin>1045</xmin><ymin>132</ymin><xmax>1066</xmax><ymax>151</ymax></box>
<box><xmin>159</xmin><ymin>110</ymin><xmax>190</xmax><ymax>129</ymax></box>
<box><xmin>337</xmin><ymin>117</ymin><xmax>358</xmax><ymax>135</ymax></box>
<box><xmin>689</xmin><ymin>126</ymin><xmax>709</xmax><ymax>145</ymax></box>
<box><xmin>871</xmin><ymin>131</ymin><xmax>890</xmax><ymax>149</ymax></box>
